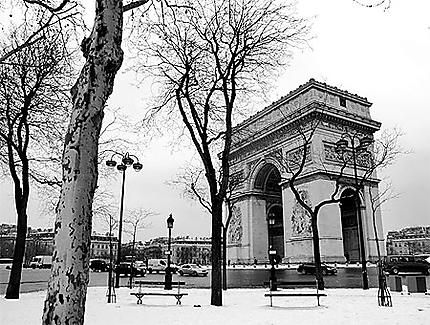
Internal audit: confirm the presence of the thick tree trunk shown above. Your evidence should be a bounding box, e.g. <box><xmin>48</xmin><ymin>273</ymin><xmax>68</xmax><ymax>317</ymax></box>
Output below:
<box><xmin>211</xmin><ymin>200</ymin><xmax>223</xmax><ymax>306</ymax></box>
<box><xmin>311</xmin><ymin>215</ymin><xmax>324</xmax><ymax>290</ymax></box>
<box><xmin>42</xmin><ymin>1</ymin><xmax>124</xmax><ymax>324</ymax></box>
<box><xmin>222</xmin><ymin>226</ymin><xmax>227</xmax><ymax>291</ymax></box>
<box><xmin>5</xmin><ymin>200</ymin><xmax>28</xmax><ymax>299</ymax></box>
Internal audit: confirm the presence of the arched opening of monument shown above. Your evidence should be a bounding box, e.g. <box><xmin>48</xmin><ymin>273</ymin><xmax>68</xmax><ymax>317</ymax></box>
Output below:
<box><xmin>254</xmin><ymin>164</ymin><xmax>284</xmax><ymax>260</ymax></box>
<box><xmin>340</xmin><ymin>189</ymin><xmax>360</xmax><ymax>262</ymax></box>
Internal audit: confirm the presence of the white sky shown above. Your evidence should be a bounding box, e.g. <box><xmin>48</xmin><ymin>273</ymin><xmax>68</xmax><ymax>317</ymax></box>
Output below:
<box><xmin>0</xmin><ymin>0</ymin><xmax>429</xmax><ymax>242</ymax></box>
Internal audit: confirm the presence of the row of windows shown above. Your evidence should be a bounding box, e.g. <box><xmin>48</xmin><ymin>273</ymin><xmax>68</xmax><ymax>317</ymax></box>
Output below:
<box><xmin>392</xmin><ymin>241</ymin><xmax>428</xmax><ymax>248</ymax></box>
<box><xmin>92</xmin><ymin>243</ymin><xmax>117</xmax><ymax>250</ymax></box>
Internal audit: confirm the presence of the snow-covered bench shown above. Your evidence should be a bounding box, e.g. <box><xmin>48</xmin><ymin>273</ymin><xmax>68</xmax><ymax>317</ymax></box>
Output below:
<box><xmin>131</xmin><ymin>280</ymin><xmax>187</xmax><ymax>305</ymax></box>
<box><xmin>264</xmin><ymin>280</ymin><xmax>326</xmax><ymax>307</ymax></box>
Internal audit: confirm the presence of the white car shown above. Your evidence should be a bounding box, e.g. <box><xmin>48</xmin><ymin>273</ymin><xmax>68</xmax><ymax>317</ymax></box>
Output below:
<box><xmin>178</xmin><ymin>264</ymin><xmax>208</xmax><ymax>277</ymax></box>
<box><xmin>147</xmin><ymin>259</ymin><xmax>178</xmax><ymax>274</ymax></box>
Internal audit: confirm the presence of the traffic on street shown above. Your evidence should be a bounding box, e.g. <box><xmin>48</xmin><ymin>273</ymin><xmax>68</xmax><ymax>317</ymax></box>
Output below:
<box><xmin>0</xmin><ymin>265</ymin><xmax>380</xmax><ymax>294</ymax></box>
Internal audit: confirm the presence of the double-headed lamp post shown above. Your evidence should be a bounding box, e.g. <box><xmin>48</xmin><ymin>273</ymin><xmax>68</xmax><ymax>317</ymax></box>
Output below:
<box><xmin>335</xmin><ymin>134</ymin><xmax>372</xmax><ymax>290</ymax></box>
<box><xmin>268</xmin><ymin>211</ymin><xmax>277</xmax><ymax>291</ymax></box>
<box><xmin>164</xmin><ymin>214</ymin><xmax>174</xmax><ymax>290</ymax></box>
<box><xmin>106</xmin><ymin>152</ymin><xmax>143</xmax><ymax>289</ymax></box>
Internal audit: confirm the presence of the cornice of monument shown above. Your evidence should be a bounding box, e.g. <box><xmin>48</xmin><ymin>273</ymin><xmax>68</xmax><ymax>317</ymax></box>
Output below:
<box><xmin>278</xmin><ymin>170</ymin><xmax>381</xmax><ymax>188</ymax></box>
<box><xmin>234</xmin><ymin>78</ymin><xmax>372</xmax><ymax>131</ymax></box>
<box><xmin>229</xmin><ymin>103</ymin><xmax>381</xmax><ymax>162</ymax></box>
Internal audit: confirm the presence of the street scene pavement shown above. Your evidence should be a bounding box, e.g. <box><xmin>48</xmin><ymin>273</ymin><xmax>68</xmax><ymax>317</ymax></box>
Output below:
<box><xmin>0</xmin><ymin>265</ymin><xmax>380</xmax><ymax>294</ymax></box>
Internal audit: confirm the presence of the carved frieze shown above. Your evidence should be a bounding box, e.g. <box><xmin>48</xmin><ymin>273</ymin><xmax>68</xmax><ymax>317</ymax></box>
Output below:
<box><xmin>324</xmin><ymin>144</ymin><xmax>371</xmax><ymax>167</ymax></box>
<box><xmin>228</xmin><ymin>206</ymin><xmax>243</xmax><ymax>244</ymax></box>
<box><xmin>285</xmin><ymin>145</ymin><xmax>312</xmax><ymax>170</ymax></box>
<box><xmin>291</xmin><ymin>189</ymin><xmax>312</xmax><ymax>237</ymax></box>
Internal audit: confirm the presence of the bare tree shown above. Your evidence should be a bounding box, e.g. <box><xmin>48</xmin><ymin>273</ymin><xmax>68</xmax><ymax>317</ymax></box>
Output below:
<box><xmin>124</xmin><ymin>207</ymin><xmax>155</xmax><ymax>287</ymax></box>
<box><xmin>276</xmin><ymin>108</ymin><xmax>404</xmax><ymax>290</ymax></box>
<box><xmin>92</xmin><ymin>189</ymin><xmax>119</xmax><ymax>303</ymax></box>
<box><xmin>368</xmin><ymin>182</ymin><xmax>398</xmax><ymax>306</ymax></box>
<box><xmin>26</xmin><ymin>1</ymin><xmax>152</xmax><ymax>323</ymax></box>
<box><xmin>0</xmin><ymin>21</ymin><xmax>73</xmax><ymax>299</ymax></box>
<box><xmin>275</xmin><ymin>115</ymin><xmax>330</xmax><ymax>290</ymax></box>
<box><xmin>135</xmin><ymin>0</ymin><xmax>310</xmax><ymax>305</ymax></box>
<box><xmin>170</xmin><ymin>162</ymin><xmax>248</xmax><ymax>291</ymax></box>
<box><xmin>0</xmin><ymin>0</ymin><xmax>82</xmax><ymax>64</ymax></box>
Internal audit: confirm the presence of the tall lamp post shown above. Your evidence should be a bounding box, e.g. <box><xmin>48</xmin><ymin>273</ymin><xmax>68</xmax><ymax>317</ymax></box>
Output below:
<box><xmin>335</xmin><ymin>133</ymin><xmax>372</xmax><ymax>290</ymax></box>
<box><xmin>164</xmin><ymin>214</ymin><xmax>174</xmax><ymax>290</ymax></box>
<box><xmin>267</xmin><ymin>211</ymin><xmax>277</xmax><ymax>291</ymax></box>
<box><xmin>106</xmin><ymin>152</ymin><xmax>143</xmax><ymax>289</ymax></box>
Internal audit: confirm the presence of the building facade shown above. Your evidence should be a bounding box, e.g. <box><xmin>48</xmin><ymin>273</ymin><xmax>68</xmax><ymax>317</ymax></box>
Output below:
<box><xmin>90</xmin><ymin>233</ymin><xmax>118</xmax><ymax>260</ymax></box>
<box><xmin>0</xmin><ymin>224</ymin><xmax>118</xmax><ymax>263</ymax></box>
<box><xmin>140</xmin><ymin>236</ymin><xmax>211</xmax><ymax>265</ymax></box>
<box><xmin>386</xmin><ymin>226</ymin><xmax>430</xmax><ymax>256</ymax></box>
<box><xmin>227</xmin><ymin>79</ymin><xmax>385</xmax><ymax>264</ymax></box>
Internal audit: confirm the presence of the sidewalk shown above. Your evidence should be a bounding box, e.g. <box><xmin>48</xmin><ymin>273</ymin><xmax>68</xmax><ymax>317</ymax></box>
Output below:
<box><xmin>1</xmin><ymin>287</ymin><xmax>429</xmax><ymax>325</ymax></box>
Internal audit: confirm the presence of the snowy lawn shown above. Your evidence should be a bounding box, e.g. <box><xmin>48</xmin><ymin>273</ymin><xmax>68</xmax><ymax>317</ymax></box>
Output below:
<box><xmin>1</xmin><ymin>287</ymin><xmax>429</xmax><ymax>325</ymax></box>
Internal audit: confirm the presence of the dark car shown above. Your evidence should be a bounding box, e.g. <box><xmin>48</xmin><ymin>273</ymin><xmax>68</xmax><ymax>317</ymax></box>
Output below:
<box><xmin>383</xmin><ymin>255</ymin><xmax>430</xmax><ymax>275</ymax></box>
<box><xmin>297</xmin><ymin>262</ymin><xmax>337</xmax><ymax>275</ymax></box>
<box><xmin>115</xmin><ymin>262</ymin><xmax>146</xmax><ymax>276</ymax></box>
<box><xmin>90</xmin><ymin>259</ymin><xmax>109</xmax><ymax>272</ymax></box>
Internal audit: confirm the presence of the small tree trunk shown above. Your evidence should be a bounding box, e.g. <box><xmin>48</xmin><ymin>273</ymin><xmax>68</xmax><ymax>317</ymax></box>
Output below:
<box><xmin>311</xmin><ymin>215</ymin><xmax>324</xmax><ymax>290</ymax></box>
<box><xmin>42</xmin><ymin>1</ymin><xmax>124</xmax><ymax>324</ymax></box>
<box><xmin>222</xmin><ymin>227</ymin><xmax>227</xmax><ymax>291</ymax></box>
<box><xmin>211</xmin><ymin>200</ymin><xmax>223</xmax><ymax>306</ymax></box>
<box><xmin>5</xmin><ymin>201</ymin><xmax>28</xmax><ymax>299</ymax></box>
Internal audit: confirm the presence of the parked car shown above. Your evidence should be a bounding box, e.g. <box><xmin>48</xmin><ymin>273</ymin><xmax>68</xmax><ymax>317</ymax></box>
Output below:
<box><xmin>134</xmin><ymin>261</ymin><xmax>147</xmax><ymax>276</ymax></box>
<box><xmin>178</xmin><ymin>264</ymin><xmax>208</xmax><ymax>277</ymax></box>
<box><xmin>147</xmin><ymin>259</ymin><xmax>178</xmax><ymax>274</ymax></box>
<box><xmin>297</xmin><ymin>262</ymin><xmax>337</xmax><ymax>275</ymax></box>
<box><xmin>90</xmin><ymin>259</ymin><xmax>109</xmax><ymax>272</ymax></box>
<box><xmin>383</xmin><ymin>255</ymin><xmax>430</xmax><ymax>275</ymax></box>
<box><xmin>29</xmin><ymin>255</ymin><xmax>52</xmax><ymax>269</ymax></box>
<box><xmin>115</xmin><ymin>262</ymin><xmax>146</xmax><ymax>276</ymax></box>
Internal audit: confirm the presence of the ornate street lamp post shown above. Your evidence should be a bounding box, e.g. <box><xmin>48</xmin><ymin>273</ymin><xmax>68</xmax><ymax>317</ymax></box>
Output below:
<box><xmin>335</xmin><ymin>134</ymin><xmax>372</xmax><ymax>290</ymax></box>
<box><xmin>164</xmin><ymin>214</ymin><xmax>174</xmax><ymax>290</ymax></box>
<box><xmin>267</xmin><ymin>211</ymin><xmax>277</xmax><ymax>291</ymax></box>
<box><xmin>106</xmin><ymin>152</ymin><xmax>143</xmax><ymax>289</ymax></box>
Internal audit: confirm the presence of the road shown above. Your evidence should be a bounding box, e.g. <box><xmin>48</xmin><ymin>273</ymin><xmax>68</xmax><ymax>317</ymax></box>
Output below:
<box><xmin>0</xmin><ymin>266</ymin><xmax>379</xmax><ymax>294</ymax></box>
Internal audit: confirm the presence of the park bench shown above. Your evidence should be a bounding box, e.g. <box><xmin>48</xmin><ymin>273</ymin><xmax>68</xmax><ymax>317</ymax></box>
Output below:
<box><xmin>264</xmin><ymin>280</ymin><xmax>326</xmax><ymax>307</ymax></box>
<box><xmin>131</xmin><ymin>280</ymin><xmax>187</xmax><ymax>305</ymax></box>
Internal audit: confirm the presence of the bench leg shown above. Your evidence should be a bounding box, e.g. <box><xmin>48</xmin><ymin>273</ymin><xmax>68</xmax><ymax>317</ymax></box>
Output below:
<box><xmin>137</xmin><ymin>296</ymin><xmax>142</xmax><ymax>304</ymax></box>
<box><xmin>270</xmin><ymin>294</ymin><xmax>273</xmax><ymax>307</ymax></box>
<box><xmin>175</xmin><ymin>296</ymin><xmax>182</xmax><ymax>305</ymax></box>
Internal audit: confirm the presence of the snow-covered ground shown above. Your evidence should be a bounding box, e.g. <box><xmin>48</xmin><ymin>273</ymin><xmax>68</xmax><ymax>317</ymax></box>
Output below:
<box><xmin>1</xmin><ymin>287</ymin><xmax>429</xmax><ymax>325</ymax></box>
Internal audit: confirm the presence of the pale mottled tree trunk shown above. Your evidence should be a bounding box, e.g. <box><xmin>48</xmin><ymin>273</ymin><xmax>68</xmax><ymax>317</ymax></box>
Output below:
<box><xmin>42</xmin><ymin>1</ymin><xmax>124</xmax><ymax>324</ymax></box>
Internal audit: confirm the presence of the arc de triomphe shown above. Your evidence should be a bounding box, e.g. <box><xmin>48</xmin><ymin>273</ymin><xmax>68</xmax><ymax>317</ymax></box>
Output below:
<box><xmin>226</xmin><ymin>79</ymin><xmax>385</xmax><ymax>264</ymax></box>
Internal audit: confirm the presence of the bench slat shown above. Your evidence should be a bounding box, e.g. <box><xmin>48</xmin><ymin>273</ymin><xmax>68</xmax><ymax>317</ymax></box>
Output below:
<box><xmin>134</xmin><ymin>281</ymin><xmax>186</xmax><ymax>286</ymax></box>
<box><xmin>131</xmin><ymin>292</ymin><xmax>188</xmax><ymax>296</ymax></box>
<box><xmin>265</xmin><ymin>293</ymin><xmax>327</xmax><ymax>297</ymax></box>
<box><xmin>263</xmin><ymin>281</ymin><xmax>316</xmax><ymax>286</ymax></box>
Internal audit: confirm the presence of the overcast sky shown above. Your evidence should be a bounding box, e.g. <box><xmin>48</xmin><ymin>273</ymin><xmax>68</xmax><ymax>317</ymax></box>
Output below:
<box><xmin>1</xmin><ymin>0</ymin><xmax>429</xmax><ymax>243</ymax></box>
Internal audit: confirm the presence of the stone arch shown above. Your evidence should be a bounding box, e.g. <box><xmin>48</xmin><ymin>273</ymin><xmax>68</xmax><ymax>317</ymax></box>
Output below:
<box><xmin>251</xmin><ymin>161</ymin><xmax>284</xmax><ymax>260</ymax></box>
<box><xmin>251</xmin><ymin>158</ymin><xmax>283</xmax><ymax>193</ymax></box>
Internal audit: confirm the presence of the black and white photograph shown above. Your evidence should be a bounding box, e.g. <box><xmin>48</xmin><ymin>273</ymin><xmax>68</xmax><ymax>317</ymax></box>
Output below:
<box><xmin>0</xmin><ymin>0</ymin><xmax>429</xmax><ymax>324</ymax></box>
